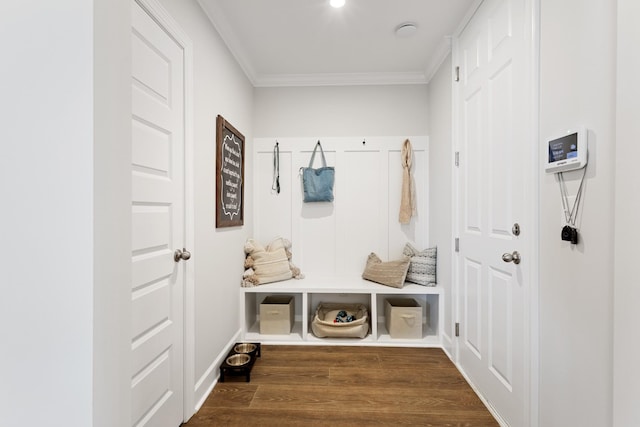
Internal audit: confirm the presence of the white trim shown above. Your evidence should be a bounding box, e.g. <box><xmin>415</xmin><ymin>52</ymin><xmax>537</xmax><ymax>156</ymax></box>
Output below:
<box><xmin>132</xmin><ymin>0</ymin><xmax>196</xmax><ymax>422</ymax></box>
<box><xmin>448</xmin><ymin>0</ymin><xmax>485</xmax><ymax>384</ymax></box>
<box><xmin>528</xmin><ymin>1</ymin><xmax>541</xmax><ymax>425</ymax></box>
<box><xmin>196</xmin><ymin>0</ymin><xmax>464</xmax><ymax>88</ymax></box>
<box><xmin>450</xmin><ymin>35</ymin><xmax>461</xmax><ymax>366</ymax></box>
<box><xmin>437</xmin><ymin>43</ymin><xmax>456</xmax><ymax>358</ymax></box>
<box><xmin>456</xmin><ymin>363</ymin><xmax>510</xmax><ymax>427</ymax></box>
<box><xmin>453</xmin><ymin>0</ymin><xmax>485</xmax><ymax>36</ymax></box>
<box><xmin>193</xmin><ymin>330</ymin><xmax>242</xmax><ymax>412</ymax></box>
<box><xmin>195</xmin><ymin>0</ymin><xmax>257</xmax><ymax>86</ymax></box>
<box><xmin>183</xmin><ymin>38</ymin><xmax>197</xmax><ymax>427</ymax></box>
<box><xmin>253</xmin><ymin>71</ymin><xmax>428</xmax><ymax>87</ymax></box>
<box><xmin>424</xmin><ymin>36</ymin><xmax>452</xmax><ymax>85</ymax></box>
<box><xmin>451</xmin><ymin>0</ymin><xmax>538</xmax><ymax>424</ymax></box>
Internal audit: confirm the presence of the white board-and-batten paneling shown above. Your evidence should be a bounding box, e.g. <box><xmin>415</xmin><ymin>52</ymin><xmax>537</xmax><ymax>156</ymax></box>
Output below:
<box><xmin>253</xmin><ymin>137</ymin><xmax>429</xmax><ymax>278</ymax></box>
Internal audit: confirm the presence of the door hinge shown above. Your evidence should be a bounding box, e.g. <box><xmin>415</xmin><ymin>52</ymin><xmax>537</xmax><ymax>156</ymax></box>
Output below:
<box><xmin>455</xmin><ymin>237</ymin><xmax>459</xmax><ymax>252</ymax></box>
<box><xmin>454</xmin><ymin>66</ymin><xmax>460</xmax><ymax>82</ymax></box>
<box><xmin>455</xmin><ymin>151</ymin><xmax>460</xmax><ymax>167</ymax></box>
<box><xmin>455</xmin><ymin>323</ymin><xmax>460</xmax><ymax>337</ymax></box>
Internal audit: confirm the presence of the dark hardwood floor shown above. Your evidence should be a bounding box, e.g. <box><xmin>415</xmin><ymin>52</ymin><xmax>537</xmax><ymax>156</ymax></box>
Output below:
<box><xmin>183</xmin><ymin>345</ymin><xmax>498</xmax><ymax>427</ymax></box>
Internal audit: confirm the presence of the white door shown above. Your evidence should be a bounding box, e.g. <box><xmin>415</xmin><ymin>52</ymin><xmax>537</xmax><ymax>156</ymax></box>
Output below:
<box><xmin>456</xmin><ymin>0</ymin><xmax>531</xmax><ymax>425</ymax></box>
<box><xmin>131</xmin><ymin>1</ymin><xmax>186</xmax><ymax>426</ymax></box>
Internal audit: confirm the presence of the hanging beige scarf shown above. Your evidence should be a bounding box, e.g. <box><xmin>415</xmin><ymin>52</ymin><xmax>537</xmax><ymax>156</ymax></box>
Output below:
<box><xmin>399</xmin><ymin>139</ymin><xmax>416</xmax><ymax>224</ymax></box>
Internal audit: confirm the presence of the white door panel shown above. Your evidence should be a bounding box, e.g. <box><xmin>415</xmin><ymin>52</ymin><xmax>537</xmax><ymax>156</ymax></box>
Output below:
<box><xmin>456</xmin><ymin>0</ymin><xmax>530</xmax><ymax>425</ymax></box>
<box><xmin>488</xmin><ymin>267</ymin><xmax>513</xmax><ymax>389</ymax></box>
<box><xmin>132</xmin><ymin>316</ymin><xmax>172</xmax><ymax>364</ymax></box>
<box><xmin>132</xmin><ymin>36</ymin><xmax>171</xmax><ymax>102</ymax></box>
<box><xmin>463</xmin><ymin>88</ymin><xmax>483</xmax><ymax>233</ymax></box>
<box><xmin>132</xmin><ymin>174</ymin><xmax>173</xmax><ymax>204</ymax></box>
<box><xmin>463</xmin><ymin>258</ymin><xmax>483</xmax><ymax>358</ymax></box>
<box><xmin>131</xmin><ymin>349</ymin><xmax>174</xmax><ymax>426</ymax></box>
<box><xmin>132</xmin><ymin>251</ymin><xmax>174</xmax><ymax>289</ymax></box>
<box><xmin>131</xmin><ymin>205</ymin><xmax>172</xmax><ymax>251</ymax></box>
<box><xmin>132</xmin><ymin>120</ymin><xmax>171</xmax><ymax>174</ymax></box>
<box><xmin>132</xmin><ymin>281</ymin><xmax>171</xmax><ymax>338</ymax></box>
<box><xmin>131</xmin><ymin>1</ymin><xmax>185</xmax><ymax>426</ymax></box>
<box><xmin>133</xmin><ymin>89</ymin><xmax>172</xmax><ymax>130</ymax></box>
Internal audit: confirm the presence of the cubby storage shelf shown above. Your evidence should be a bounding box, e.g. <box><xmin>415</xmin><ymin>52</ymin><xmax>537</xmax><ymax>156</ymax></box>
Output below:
<box><xmin>240</xmin><ymin>276</ymin><xmax>443</xmax><ymax>347</ymax></box>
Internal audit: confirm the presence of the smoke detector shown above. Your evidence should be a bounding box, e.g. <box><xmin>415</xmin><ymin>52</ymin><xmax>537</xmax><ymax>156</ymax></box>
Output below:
<box><xmin>395</xmin><ymin>23</ymin><xmax>418</xmax><ymax>38</ymax></box>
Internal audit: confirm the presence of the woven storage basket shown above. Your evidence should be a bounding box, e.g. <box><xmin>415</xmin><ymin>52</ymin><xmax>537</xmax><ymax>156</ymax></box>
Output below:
<box><xmin>311</xmin><ymin>303</ymin><xmax>369</xmax><ymax>338</ymax></box>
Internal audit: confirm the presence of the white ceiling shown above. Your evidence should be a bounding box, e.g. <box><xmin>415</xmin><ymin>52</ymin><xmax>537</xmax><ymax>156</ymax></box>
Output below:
<box><xmin>196</xmin><ymin>0</ymin><xmax>479</xmax><ymax>87</ymax></box>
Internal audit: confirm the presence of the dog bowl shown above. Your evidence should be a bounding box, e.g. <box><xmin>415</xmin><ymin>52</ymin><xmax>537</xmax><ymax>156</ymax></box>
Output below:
<box><xmin>226</xmin><ymin>353</ymin><xmax>251</xmax><ymax>366</ymax></box>
<box><xmin>233</xmin><ymin>343</ymin><xmax>257</xmax><ymax>354</ymax></box>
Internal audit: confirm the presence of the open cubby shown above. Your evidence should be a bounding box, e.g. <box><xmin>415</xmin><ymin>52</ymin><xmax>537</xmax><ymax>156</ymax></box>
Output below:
<box><xmin>240</xmin><ymin>276</ymin><xmax>443</xmax><ymax>347</ymax></box>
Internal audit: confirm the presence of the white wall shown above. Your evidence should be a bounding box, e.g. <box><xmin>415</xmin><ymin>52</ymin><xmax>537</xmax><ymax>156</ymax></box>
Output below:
<box><xmin>252</xmin><ymin>84</ymin><xmax>430</xmax><ymax>280</ymax></box>
<box><xmin>93</xmin><ymin>0</ymin><xmax>132</xmax><ymax>426</ymax></box>
<box><xmin>0</xmin><ymin>1</ymin><xmax>95</xmax><ymax>426</ymax></box>
<box><xmin>157</xmin><ymin>0</ymin><xmax>255</xmax><ymax>409</ymax></box>
<box><xmin>614</xmin><ymin>0</ymin><xmax>640</xmax><ymax>425</ymax></box>
<box><xmin>254</xmin><ymin>85</ymin><xmax>429</xmax><ymax>137</ymax></box>
<box><xmin>3</xmin><ymin>2</ymin><xmax>629</xmax><ymax>425</ymax></box>
<box><xmin>539</xmin><ymin>0</ymin><xmax>616</xmax><ymax>425</ymax></box>
<box><xmin>427</xmin><ymin>54</ymin><xmax>454</xmax><ymax>356</ymax></box>
<box><xmin>253</xmin><ymin>137</ymin><xmax>429</xmax><ymax>276</ymax></box>
<box><xmin>1</xmin><ymin>0</ymin><xmax>255</xmax><ymax>423</ymax></box>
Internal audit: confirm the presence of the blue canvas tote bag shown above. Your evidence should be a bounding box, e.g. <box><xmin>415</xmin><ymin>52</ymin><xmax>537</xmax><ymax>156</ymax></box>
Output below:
<box><xmin>301</xmin><ymin>141</ymin><xmax>335</xmax><ymax>203</ymax></box>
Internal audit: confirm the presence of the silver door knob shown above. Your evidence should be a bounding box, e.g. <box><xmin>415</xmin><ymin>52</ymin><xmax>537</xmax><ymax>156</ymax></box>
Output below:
<box><xmin>502</xmin><ymin>251</ymin><xmax>521</xmax><ymax>265</ymax></box>
<box><xmin>174</xmin><ymin>248</ymin><xmax>191</xmax><ymax>262</ymax></box>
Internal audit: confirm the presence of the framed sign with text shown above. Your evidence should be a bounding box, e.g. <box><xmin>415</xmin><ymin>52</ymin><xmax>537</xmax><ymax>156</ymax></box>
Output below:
<box><xmin>215</xmin><ymin>115</ymin><xmax>245</xmax><ymax>228</ymax></box>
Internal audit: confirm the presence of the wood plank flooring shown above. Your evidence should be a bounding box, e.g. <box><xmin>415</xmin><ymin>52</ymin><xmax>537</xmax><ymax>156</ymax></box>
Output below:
<box><xmin>183</xmin><ymin>345</ymin><xmax>498</xmax><ymax>427</ymax></box>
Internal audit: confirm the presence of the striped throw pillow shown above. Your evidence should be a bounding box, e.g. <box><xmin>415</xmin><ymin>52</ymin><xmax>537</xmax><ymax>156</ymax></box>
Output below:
<box><xmin>402</xmin><ymin>243</ymin><xmax>437</xmax><ymax>286</ymax></box>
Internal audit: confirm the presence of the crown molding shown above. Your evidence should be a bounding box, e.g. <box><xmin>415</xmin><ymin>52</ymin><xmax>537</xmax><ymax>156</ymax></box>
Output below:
<box><xmin>253</xmin><ymin>71</ymin><xmax>428</xmax><ymax>88</ymax></box>
<box><xmin>424</xmin><ymin>36</ymin><xmax>453</xmax><ymax>84</ymax></box>
<box><xmin>454</xmin><ymin>0</ymin><xmax>484</xmax><ymax>36</ymax></box>
<box><xmin>197</xmin><ymin>0</ymin><xmax>458</xmax><ymax>88</ymax></box>
<box><xmin>196</xmin><ymin>0</ymin><xmax>257</xmax><ymax>85</ymax></box>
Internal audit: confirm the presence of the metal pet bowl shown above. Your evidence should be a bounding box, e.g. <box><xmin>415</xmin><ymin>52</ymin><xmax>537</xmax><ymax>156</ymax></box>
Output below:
<box><xmin>234</xmin><ymin>343</ymin><xmax>257</xmax><ymax>354</ymax></box>
<box><xmin>226</xmin><ymin>353</ymin><xmax>251</xmax><ymax>367</ymax></box>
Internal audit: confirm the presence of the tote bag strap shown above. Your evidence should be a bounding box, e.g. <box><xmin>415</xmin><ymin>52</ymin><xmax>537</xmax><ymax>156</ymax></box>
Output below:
<box><xmin>272</xmin><ymin>141</ymin><xmax>280</xmax><ymax>194</ymax></box>
<box><xmin>308</xmin><ymin>140</ymin><xmax>327</xmax><ymax>168</ymax></box>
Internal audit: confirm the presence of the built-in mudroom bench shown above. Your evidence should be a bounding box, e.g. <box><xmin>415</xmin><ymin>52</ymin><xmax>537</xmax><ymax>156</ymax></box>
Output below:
<box><xmin>243</xmin><ymin>136</ymin><xmax>441</xmax><ymax>348</ymax></box>
<box><xmin>240</xmin><ymin>276</ymin><xmax>443</xmax><ymax>346</ymax></box>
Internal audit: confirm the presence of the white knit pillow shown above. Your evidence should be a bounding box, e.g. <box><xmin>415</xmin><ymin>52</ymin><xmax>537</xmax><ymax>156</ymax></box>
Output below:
<box><xmin>402</xmin><ymin>243</ymin><xmax>437</xmax><ymax>286</ymax></box>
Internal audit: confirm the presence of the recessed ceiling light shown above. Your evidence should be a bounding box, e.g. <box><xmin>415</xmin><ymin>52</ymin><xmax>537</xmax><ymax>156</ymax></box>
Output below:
<box><xmin>395</xmin><ymin>23</ymin><xmax>418</xmax><ymax>38</ymax></box>
<box><xmin>330</xmin><ymin>0</ymin><xmax>345</xmax><ymax>8</ymax></box>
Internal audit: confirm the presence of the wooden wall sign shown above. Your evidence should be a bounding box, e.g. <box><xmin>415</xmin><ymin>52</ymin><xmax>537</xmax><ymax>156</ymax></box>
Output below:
<box><xmin>216</xmin><ymin>115</ymin><xmax>245</xmax><ymax>228</ymax></box>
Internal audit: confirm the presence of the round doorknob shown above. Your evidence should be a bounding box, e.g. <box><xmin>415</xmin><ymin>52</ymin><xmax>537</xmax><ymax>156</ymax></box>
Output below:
<box><xmin>174</xmin><ymin>248</ymin><xmax>191</xmax><ymax>262</ymax></box>
<box><xmin>502</xmin><ymin>251</ymin><xmax>521</xmax><ymax>265</ymax></box>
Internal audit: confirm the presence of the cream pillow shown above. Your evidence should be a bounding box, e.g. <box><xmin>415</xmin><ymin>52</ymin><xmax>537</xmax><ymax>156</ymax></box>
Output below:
<box><xmin>362</xmin><ymin>252</ymin><xmax>410</xmax><ymax>288</ymax></box>
<box><xmin>245</xmin><ymin>238</ymin><xmax>293</xmax><ymax>284</ymax></box>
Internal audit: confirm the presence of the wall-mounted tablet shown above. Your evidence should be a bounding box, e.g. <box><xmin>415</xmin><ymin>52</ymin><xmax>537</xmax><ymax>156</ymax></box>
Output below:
<box><xmin>545</xmin><ymin>127</ymin><xmax>588</xmax><ymax>173</ymax></box>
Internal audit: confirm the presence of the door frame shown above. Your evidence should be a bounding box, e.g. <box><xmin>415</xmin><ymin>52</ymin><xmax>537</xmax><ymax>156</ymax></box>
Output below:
<box><xmin>450</xmin><ymin>0</ymin><xmax>540</xmax><ymax>425</ymax></box>
<box><xmin>133</xmin><ymin>0</ymin><xmax>196</xmax><ymax>421</ymax></box>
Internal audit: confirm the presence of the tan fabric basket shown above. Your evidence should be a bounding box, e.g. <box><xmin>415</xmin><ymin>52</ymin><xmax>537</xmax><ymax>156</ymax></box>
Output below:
<box><xmin>311</xmin><ymin>303</ymin><xmax>369</xmax><ymax>338</ymax></box>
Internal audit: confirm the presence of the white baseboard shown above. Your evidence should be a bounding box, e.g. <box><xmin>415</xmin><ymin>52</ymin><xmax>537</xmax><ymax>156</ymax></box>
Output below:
<box><xmin>455</xmin><ymin>362</ymin><xmax>510</xmax><ymax>427</ymax></box>
<box><xmin>441</xmin><ymin>332</ymin><xmax>454</xmax><ymax>359</ymax></box>
<box><xmin>193</xmin><ymin>330</ymin><xmax>242</xmax><ymax>412</ymax></box>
